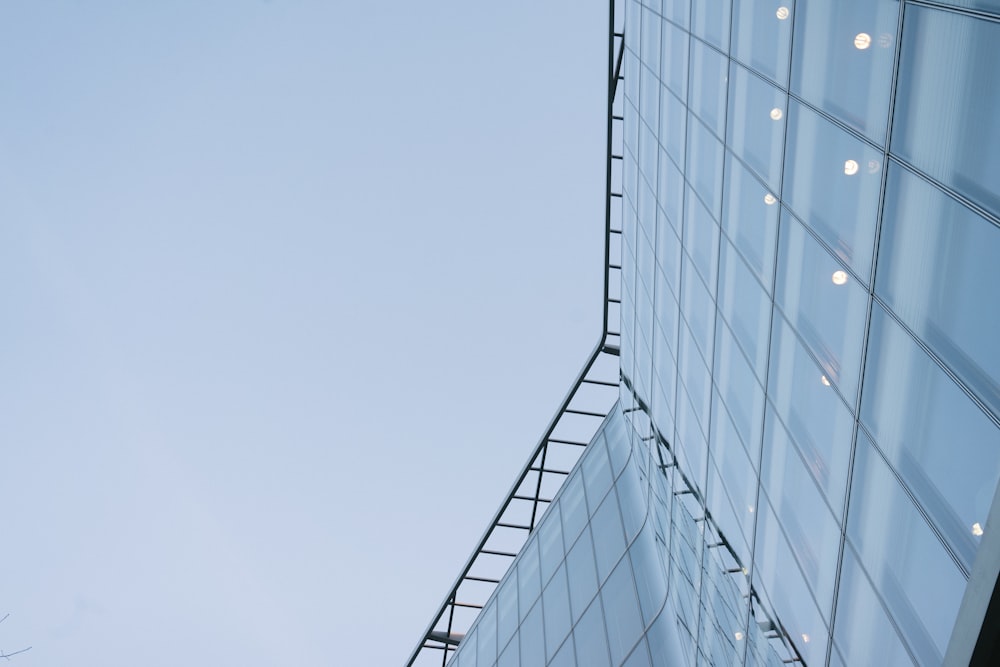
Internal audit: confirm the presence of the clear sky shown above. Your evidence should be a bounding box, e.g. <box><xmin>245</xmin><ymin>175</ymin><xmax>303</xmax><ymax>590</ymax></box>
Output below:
<box><xmin>0</xmin><ymin>2</ymin><xmax>607</xmax><ymax>664</ymax></box>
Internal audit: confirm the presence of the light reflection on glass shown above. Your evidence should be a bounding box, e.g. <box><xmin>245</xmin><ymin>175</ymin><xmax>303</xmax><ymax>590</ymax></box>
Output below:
<box><xmin>770</xmin><ymin>107</ymin><xmax>784</xmax><ymax>121</ymax></box>
<box><xmin>802</xmin><ymin>634</ymin><xmax>811</xmax><ymax>643</ymax></box>
<box><xmin>854</xmin><ymin>33</ymin><xmax>872</xmax><ymax>50</ymax></box>
<box><xmin>735</xmin><ymin>631</ymin><xmax>745</xmax><ymax>641</ymax></box>
<box><xmin>764</xmin><ymin>193</ymin><xmax>777</xmax><ymax>205</ymax></box>
<box><xmin>973</xmin><ymin>523</ymin><xmax>984</xmax><ymax>537</ymax></box>
<box><xmin>831</xmin><ymin>270</ymin><xmax>848</xmax><ymax>285</ymax></box>
<box><xmin>776</xmin><ymin>7</ymin><xmax>790</xmax><ymax>20</ymax></box>
<box><xmin>820</xmin><ymin>375</ymin><xmax>831</xmax><ymax>387</ymax></box>
<box><xmin>844</xmin><ymin>159</ymin><xmax>859</xmax><ymax>176</ymax></box>
<box><xmin>867</xmin><ymin>159</ymin><xmax>881</xmax><ymax>174</ymax></box>
<box><xmin>878</xmin><ymin>33</ymin><xmax>893</xmax><ymax>48</ymax></box>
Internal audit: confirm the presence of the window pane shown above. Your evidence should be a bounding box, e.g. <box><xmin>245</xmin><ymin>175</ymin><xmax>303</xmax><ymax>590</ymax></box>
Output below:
<box><xmin>686</xmin><ymin>115</ymin><xmax>725</xmax><ymax>218</ymax></box>
<box><xmin>848</xmin><ymin>430</ymin><xmax>967</xmax><ymax>663</ymax></box>
<box><xmin>688</xmin><ymin>38</ymin><xmax>729</xmax><ymax>136</ymax></box>
<box><xmin>782</xmin><ymin>101</ymin><xmax>882</xmax><ymax>279</ymax></box>
<box><xmin>731</xmin><ymin>0</ymin><xmax>793</xmax><ymax>86</ymax></box>
<box><xmin>721</xmin><ymin>152</ymin><xmax>779</xmax><ymax>291</ymax></box>
<box><xmin>565</xmin><ymin>525</ymin><xmax>599</xmax><ymax>623</ymax></box>
<box><xmin>727</xmin><ymin>62</ymin><xmax>786</xmax><ymax>190</ymax></box>
<box><xmin>691</xmin><ymin>0</ymin><xmax>732</xmax><ymax>51</ymax></box>
<box><xmin>892</xmin><ymin>7</ymin><xmax>1000</xmax><ymax>217</ymax></box>
<box><xmin>574</xmin><ymin>598</ymin><xmax>612</xmax><ymax>667</ymax></box>
<box><xmin>878</xmin><ymin>163</ymin><xmax>1000</xmax><ymax>419</ymax></box>
<box><xmin>861</xmin><ymin>304</ymin><xmax>1000</xmax><ymax>573</ymax></box>
<box><xmin>661</xmin><ymin>20</ymin><xmax>689</xmax><ymax>101</ymax></box>
<box><xmin>603</xmin><ymin>557</ymin><xmax>644</xmax><ymax>665</ymax></box>
<box><xmin>717</xmin><ymin>238</ymin><xmax>771</xmax><ymax>379</ymax></box>
<box><xmin>543</xmin><ymin>564</ymin><xmax>572</xmax><ymax>662</ymax></box>
<box><xmin>789</xmin><ymin>0</ymin><xmax>899</xmax><ymax>142</ymax></box>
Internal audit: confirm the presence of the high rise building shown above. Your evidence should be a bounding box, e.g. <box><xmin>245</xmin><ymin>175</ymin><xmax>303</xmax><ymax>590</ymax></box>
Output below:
<box><xmin>408</xmin><ymin>1</ymin><xmax>1000</xmax><ymax>666</ymax></box>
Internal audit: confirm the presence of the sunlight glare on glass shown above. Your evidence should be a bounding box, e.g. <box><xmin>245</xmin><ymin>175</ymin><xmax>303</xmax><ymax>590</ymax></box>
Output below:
<box><xmin>855</xmin><ymin>32</ymin><xmax>872</xmax><ymax>49</ymax></box>
<box><xmin>776</xmin><ymin>7</ymin><xmax>790</xmax><ymax>20</ymax></box>
<box><xmin>832</xmin><ymin>270</ymin><xmax>848</xmax><ymax>285</ymax></box>
<box><xmin>844</xmin><ymin>159</ymin><xmax>859</xmax><ymax>176</ymax></box>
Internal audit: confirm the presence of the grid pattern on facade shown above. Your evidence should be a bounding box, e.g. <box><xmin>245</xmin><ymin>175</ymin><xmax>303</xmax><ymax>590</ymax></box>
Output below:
<box><xmin>619</xmin><ymin>0</ymin><xmax>1000</xmax><ymax>665</ymax></box>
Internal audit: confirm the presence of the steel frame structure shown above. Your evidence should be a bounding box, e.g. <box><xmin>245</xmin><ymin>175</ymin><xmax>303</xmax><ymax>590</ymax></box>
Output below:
<box><xmin>405</xmin><ymin>2</ymin><xmax>626</xmax><ymax>665</ymax></box>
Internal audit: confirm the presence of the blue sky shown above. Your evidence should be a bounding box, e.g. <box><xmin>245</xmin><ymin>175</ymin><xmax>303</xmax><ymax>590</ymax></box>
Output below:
<box><xmin>0</xmin><ymin>2</ymin><xmax>607</xmax><ymax>664</ymax></box>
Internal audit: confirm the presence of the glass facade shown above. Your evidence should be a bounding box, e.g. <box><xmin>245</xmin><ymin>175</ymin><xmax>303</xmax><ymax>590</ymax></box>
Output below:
<box><xmin>416</xmin><ymin>2</ymin><xmax>1000</xmax><ymax>666</ymax></box>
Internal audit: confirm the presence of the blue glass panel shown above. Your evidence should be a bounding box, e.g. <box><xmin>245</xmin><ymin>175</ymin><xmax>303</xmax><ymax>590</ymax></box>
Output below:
<box><xmin>682</xmin><ymin>190</ymin><xmax>720</xmax><ymax>293</ymax></box>
<box><xmin>691</xmin><ymin>0</ymin><xmax>732</xmax><ymax>51</ymax></box>
<box><xmin>517</xmin><ymin>537</ymin><xmax>541</xmax><ymax>622</ymax></box>
<box><xmin>548</xmin><ymin>636</ymin><xmax>576</xmax><ymax>667</ymax></box>
<box><xmin>713</xmin><ymin>319</ymin><xmax>765</xmax><ymax>456</ymax></box>
<box><xmin>519</xmin><ymin>599</ymin><xmax>544</xmax><ymax>667</ymax></box>
<box><xmin>782</xmin><ymin>100</ymin><xmax>882</xmax><ymax>278</ymax></box>
<box><xmin>559</xmin><ymin>471</ymin><xmax>589</xmax><ymax>548</ymax></box>
<box><xmin>657</xmin><ymin>147</ymin><xmax>685</xmax><ymax>235</ymax></box>
<box><xmin>537</xmin><ymin>505</ymin><xmax>564</xmax><ymax>586</ymax></box>
<box><xmin>543</xmin><ymin>563</ymin><xmax>572</xmax><ymax>662</ymax></box>
<box><xmin>878</xmin><ymin>162</ymin><xmax>1000</xmax><ymax>419</ymax></box>
<box><xmin>583</xmin><ymin>438</ymin><xmax>614</xmax><ymax>513</ymax></box>
<box><xmin>477</xmin><ymin>601</ymin><xmax>497</xmax><ymax>667</ymax></box>
<box><xmin>659</xmin><ymin>88</ymin><xmax>686</xmax><ymax>168</ymax></box>
<box><xmin>861</xmin><ymin>304</ymin><xmax>1000</xmax><ymax>573</ymax></box>
<box><xmin>663</xmin><ymin>0</ymin><xmax>690</xmax><ymax>29</ymax></box>
<box><xmin>731</xmin><ymin>0</ymin><xmax>793</xmax><ymax>86</ymax></box>
<box><xmin>622</xmin><ymin>637</ymin><xmax>652</xmax><ymax>667</ymax></box>
<box><xmin>761</xmin><ymin>408</ymin><xmax>842</xmax><ymax>617</ymax></box>
<box><xmin>639</xmin><ymin>64</ymin><xmax>659</xmax><ymax>136</ymax></box>
<box><xmin>679</xmin><ymin>254</ymin><xmax>716</xmax><ymax>365</ymax></box>
<box><xmin>574</xmin><ymin>598</ymin><xmax>612</xmax><ymax>667</ymax></box>
<box><xmin>640</xmin><ymin>6</ymin><xmax>661</xmax><ymax>78</ymax></box>
<box><xmin>660</xmin><ymin>20</ymin><xmax>689</xmax><ymax>101</ymax></box>
<box><xmin>602</xmin><ymin>557</ymin><xmax>644</xmax><ymax>666</ymax></box>
<box><xmin>833</xmin><ymin>547</ymin><xmax>915</xmax><ymax>667</ymax></box>
<box><xmin>774</xmin><ymin>211</ymin><xmax>868</xmax><ymax>403</ymax></box>
<box><xmin>767</xmin><ymin>313</ymin><xmax>854</xmax><ymax>515</ymax></box>
<box><xmin>497</xmin><ymin>633</ymin><xmax>518</xmax><ymax>667</ymax></box>
<box><xmin>717</xmin><ymin>238</ymin><xmax>770</xmax><ymax>378</ymax></box>
<box><xmin>848</xmin><ymin>430</ymin><xmax>967</xmax><ymax>663</ymax></box>
<box><xmin>592</xmin><ymin>489</ymin><xmax>627</xmax><ymax>583</ymax></box>
<box><xmin>496</xmin><ymin>576</ymin><xmax>518</xmax><ymax>655</ymax></box>
<box><xmin>721</xmin><ymin>152</ymin><xmax>779</xmax><ymax>292</ymax></box>
<box><xmin>629</xmin><ymin>527</ymin><xmax>667</xmax><ymax>626</ymax></box>
<box><xmin>688</xmin><ymin>38</ymin><xmax>729</xmax><ymax>136</ymax></box>
<box><xmin>616</xmin><ymin>464</ymin><xmax>647</xmax><ymax>543</ymax></box>
<box><xmin>892</xmin><ymin>7</ymin><xmax>1000</xmax><ymax>217</ymax></box>
<box><xmin>565</xmin><ymin>524</ymin><xmax>599</xmax><ymax>624</ymax></box>
<box><xmin>686</xmin><ymin>114</ymin><xmax>725</xmax><ymax>218</ymax></box>
<box><xmin>727</xmin><ymin>62</ymin><xmax>786</xmax><ymax>190</ymax></box>
<box><xmin>753</xmin><ymin>501</ymin><xmax>830</xmax><ymax>665</ymax></box>
<box><xmin>789</xmin><ymin>0</ymin><xmax>899</xmax><ymax>142</ymax></box>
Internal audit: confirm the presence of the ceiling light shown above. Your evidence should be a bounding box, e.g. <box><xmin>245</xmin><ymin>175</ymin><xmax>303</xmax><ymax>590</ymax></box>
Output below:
<box><xmin>844</xmin><ymin>160</ymin><xmax>859</xmax><ymax>176</ymax></box>
<box><xmin>832</xmin><ymin>270</ymin><xmax>848</xmax><ymax>285</ymax></box>
<box><xmin>821</xmin><ymin>375</ymin><xmax>831</xmax><ymax>386</ymax></box>
<box><xmin>855</xmin><ymin>33</ymin><xmax>872</xmax><ymax>50</ymax></box>
<box><xmin>776</xmin><ymin>7</ymin><xmax>790</xmax><ymax>20</ymax></box>
<box><xmin>764</xmin><ymin>193</ymin><xmax>777</xmax><ymax>205</ymax></box>
<box><xmin>973</xmin><ymin>523</ymin><xmax>984</xmax><ymax>537</ymax></box>
<box><xmin>770</xmin><ymin>107</ymin><xmax>783</xmax><ymax>121</ymax></box>
<box><xmin>735</xmin><ymin>632</ymin><xmax>745</xmax><ymax>641</ymax></box>
<box><xmin>802</xmin><ymin>634</ymin><xmax>811</xmax><ymax>643</ymax></box>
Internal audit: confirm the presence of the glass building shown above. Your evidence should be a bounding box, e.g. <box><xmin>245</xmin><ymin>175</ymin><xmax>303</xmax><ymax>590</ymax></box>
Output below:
<box><xmin>409</xmin><ymin>1</ymin><xmax>1000</xmax><ymax>665</ymax></box>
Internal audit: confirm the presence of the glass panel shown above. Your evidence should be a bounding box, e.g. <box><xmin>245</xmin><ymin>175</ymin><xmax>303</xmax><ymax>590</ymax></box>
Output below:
<box><xmin>559</xmin><ymin>471</ymin><xmax>589</xmax><ymax>548</ymax></box>
<box><xmin>713</xmin><ymin>320</ymin><xmax>765</xmax><ymax>457</ymax></box>
<box><xmin>767</xmin><ymin>313</ymin><xmax>854</xmax><ymax>515</ymax></box>
<box><xmin>520</xmin><ymin>599</ymin><xmax>544</xmax><ymax>667</ymax></box>
<box><xmin>760</xmin><ymin>408</ymin><xmax>842</xmax><ymax>617</ymax></box>
<box><xmin>583</xmin><ymin>438</ymin><xmax>614</xmax><ymax>512</ymax></box>
<box><xmin>497</xmin><ymin>576</ymin><xmax>518</xmax><ymax>655</ymax></box>
<box><xmin>848</xmin><ymin>430</ymin><xmax>967</xmax><ymax>664</ymax></box>
<box><xmin>680</xmin><ymin>255</ymin><xmax>716</xmax><ymax>366</ymax></box>
<box><xmin>861</xmin><ymin>304</ymin><xmax>1000</xmax><ymax>573</ymax></box>
<box><xmin>731</xmin><ymin>0</ymin><xmax>793</xmax><ymax>86</ymax></box>
<box><xmin>833</xmin><ymin>547</ymin><xmax>916</xmax><ymax>667</ymax></box>
<box><xmin>565</xmin><ymin>524</ymin><xmax>599</xmax><ymax>624</ymax></box>
<box><xmin>721</xmin><ymin>152</ymin><xmax>779</xmax><ymax>291</ymax></box>
<box><xmin>659</xmin><ymin>88</ymin><xmax>687</xmax><ymax>168</ymax></box>
<box><xmin>602</xmin><ymin>557</ymin><xmax>644</xmax><ymax>666</ymax></box>
<box><xmin>789</xmin><ymin>0</ymin><xmax>899</xmax><ymax>142</ymax></box>
<box><xmin>878</xmin><ymin>162</ymin><xmax>1000</xmax><ymax>419</ymax></box>
<box><xmin>892</xmin><ymin>7</ymin><xmax>1000</xmax><ymax>217</ymax></box>
<box><xmin>622</xmin><ymin>637</ymin><xmax>652</xmax><ymax>667</ymax></box>
<box><xmin>727</xmin><ymin>62</ymin><xmax>786</xmax><ymax>190</ymax></box>
<box><xmin>686</xmin><ymin>114</ymin><xmax>725</xmax><ymax>219</ymax></box>
<box><xmin>663</xmin><ymin>0</ymin><xmax>690</xmax><ymax>29</ymax></box>
<box><xmin>691</xmin><ymin>0</ymin><xmax>732</xmax><ymax>51</ymax></box>
<box><xmin>688</xmin><ymin>38</ymin><xmax>729</xmax><ymax>137</ymax></box>
<box><xmin>616</xmin><ymin>464</ymin><xmax>648</xmax><ymax>543</ymax></box>
<box><xmin>548</xmin><ymin>636</ymin><xmax>576</xmax><ymax>667</ymax></box>
<box><xmin>717</xmin><ymin>238</ymin><xmax>770</xmax><ymax>377</ymax></box>
<box><xmin>782</xmin><ymin>99</ymin><xmax>882</xmax><ymax>278</ymax></box>
<box><xmin>591</xmin><ymin>489</ymin><xmax>627</xmax><ymax>583</ymax></box>
<box><xmin>640</xmin><ymin>63</ymin><xmax>660</xmax><ymax>136</ymax></box>
<box><xmin>517</xmin><ymin>537</ymin><xmax>541</xmax><ymax>622</ymax></box>
<box><xmin>477</xmin><ymin>601</ymin><xmax>497</xmax><ymax>667</ymax></box>
<box><xmin>543</xmin><ymin>564</ymin><xmax>572</xmax><ymax>662</ymax></box>
<box><xmin>661</xmin><ymin>20</ymin><xmax>689</xmax><ymax>101</ymax></box>
<box><xmin>774</xmin><ymin>211</ymin><xmax>868</xmax><ymax>403</ymax></box>
<box><xmin>640</xmin><ymin>6</ymin><xmax>661</xmax><ymax>78</ymax></box>
<box><xmin>682</xmin><ymin>189</ymin><xmax>720</xmax><ymax>293</ymax></box>
<box><xmin>752</xmin><ymin>501</ymin><xmax>830</xmax><ymax>665</ymax></box>
<box><xmin>629</xmin><ymin>527</ymin><xmax>668</xmax><ymax>626</ymax></box>
<box><xmin>574</xmin><ymin>598</ymin><xmax>612</xmax><ymax>667</ymax></box>
<box><xmin>538</xmin><ymin>505</ymin><xmax>564</xmax><ymax>587</ymax></box>
<box><xmin>657</xmin><ymin>146</ymin><xmax>685</xmax><ymax>234</ymax></box>
<box><xmin>498</xmin><ymin>633</ymin><xmax>518</xmax><ymax>667</ymax></box>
